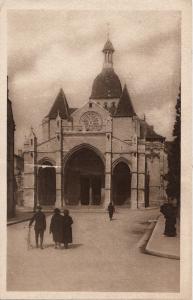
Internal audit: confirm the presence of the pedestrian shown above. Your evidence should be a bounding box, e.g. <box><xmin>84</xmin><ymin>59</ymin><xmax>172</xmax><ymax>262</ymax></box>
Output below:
<box><xmin>108</xmin><ymin>202</ymin><xmax>115</xmax><ymax>221</ymax></box>
<box><xmin>50</xmin><ymin>208</ymin><xmax>63</xmax><ymax>249</ymax></box>
<box><xmin>63</xmin><ymin>209</ymin><xmax>73</xmax><ymax>249</ymax></box>
<box><xmin>160</xmin><ymin>198</ymin><xmax>177</xmax><ymax>237</ymax></box>
<box><xmin>29</xmin><ymin>205</ymin><xmax>46</xmax><ymax>249</ymax></box>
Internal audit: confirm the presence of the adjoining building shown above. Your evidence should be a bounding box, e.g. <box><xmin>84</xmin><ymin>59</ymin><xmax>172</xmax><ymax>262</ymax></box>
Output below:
<box><xmin>14</xmin><ymin>151</ymin><xmax>24</xmax><ymax>206</ymax></box>
<box><xmin>7</xmin><ymin>92</ymin><xmax>16</xmax><ymax>218</ymax></box>
<box><xmin>23</xmin><ymin>38</ymin><xmax>167</xmax><ymax>209</ymax></box>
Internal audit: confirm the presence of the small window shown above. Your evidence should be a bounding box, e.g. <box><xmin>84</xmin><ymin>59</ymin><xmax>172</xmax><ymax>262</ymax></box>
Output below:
<box><xmin>57</xmin><ymin>121</ymin><xmax>59</xmax><ymax>127</ymax></box>
<box><xmin>89</xmin><ymin>102</ymin><xmax>92</xmax><ymax>108</ymax></box>
<box><xmin>104</xmin><ymin>102</ymin><xmax>107</xmax><ymax>109</ymax></box>
<box><xmin>31</xmin><ymin>139</ymin><xmax>33</xmax><ymax>146</ymax></box>
<box><xmin>112</xmin><ymin>102</ymin><xmax>115</xmax><ymax>107</ymax></box>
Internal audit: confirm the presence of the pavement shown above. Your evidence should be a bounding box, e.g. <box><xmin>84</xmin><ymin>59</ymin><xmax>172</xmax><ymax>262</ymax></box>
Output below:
<box><xmin>145</xmin><ymin>214</ymin><xmax>180</xmax><ymax>260</ymax></box>
<box><xmin>7</xmin><ymin>206</ymin><xmax>180</xmax><ymax>260</ymax></box>
<box><xmin>7</xmin><ymin>209</ymin><xmax>180</xmax><ymax>292</ymax></box>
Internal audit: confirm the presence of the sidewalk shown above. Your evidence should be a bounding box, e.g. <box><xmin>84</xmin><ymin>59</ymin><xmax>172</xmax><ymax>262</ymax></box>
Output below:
<box><xmin>7</xmin><ymin>210</ymin><xmax>34</xmax><ymax>226</ymax></box>
<box><xmin>7</xmin><ymin>205</ymin><xmax>55</xmax><ymax>226</ymax></box>
<box><xmin>145</xmin><ymin>214</ymin><xmax>180</xmax><ymax>260</ymax></box>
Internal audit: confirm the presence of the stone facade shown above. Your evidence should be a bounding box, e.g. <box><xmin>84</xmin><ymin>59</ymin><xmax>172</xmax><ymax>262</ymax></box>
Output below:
<box><xmin>23</xmin><ymin>39</ymin><xmax>167</xmax><ymax>209</ymax></box>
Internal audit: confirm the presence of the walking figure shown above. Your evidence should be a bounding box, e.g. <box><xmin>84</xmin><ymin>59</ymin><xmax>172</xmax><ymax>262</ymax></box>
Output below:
<box><xmin>50</xmin><ymin>208</ymin><xmax>63</xmax><ymax>249</ymax></box>
<box><xmin>63</xmin><ymin>209</ymin><xmax>73</xmax><ymax>249</ymax></box>
<box><xmin>160</xmin><ymin>198</ymin><xmax>177</xmax><ymax>237</ymax></box>
<box><xmin>108</xmin><ymin>202</ymin><xmax>115</xmax><ymax>221</ymax></box>
<box><xmin>29</xmin><ymin>205</ymin><xmax>46</xmax><ymax>249</ymax></box>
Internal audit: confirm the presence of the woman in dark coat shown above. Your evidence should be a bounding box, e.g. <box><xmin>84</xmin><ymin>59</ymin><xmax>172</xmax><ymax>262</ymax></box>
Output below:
<box><xmin>50</xmin><ymin>208</ymin><xmax>63</xmax><ymax>248</ymax></box>
<box><xmin>160</xmin><ymin>199</ymin><xmax>177</xmax><ymax>237</ymax></box>
<box><xmin>63</xmin><ymin>209</ymin><xmax>73</xmax><ymax>249</ymax></box>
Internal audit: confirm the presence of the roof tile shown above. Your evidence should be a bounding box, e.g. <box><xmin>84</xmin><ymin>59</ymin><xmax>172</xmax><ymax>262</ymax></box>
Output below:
<box><xmin>47</xmin><ymin>89</ymin><xmax>70</xmax><ymax>120</ymax></box>
<box><xmin>115</xmin><ymin>85</ymin><xmax>136</xmax><ymax>117</ymax></box>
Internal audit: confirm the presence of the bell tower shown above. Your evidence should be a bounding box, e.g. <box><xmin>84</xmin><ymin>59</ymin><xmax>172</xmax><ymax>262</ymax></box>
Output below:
<box><xmin>103</xmin><ymin>39</ymin><xmax>114</xmax><ymax>69</ymax></box>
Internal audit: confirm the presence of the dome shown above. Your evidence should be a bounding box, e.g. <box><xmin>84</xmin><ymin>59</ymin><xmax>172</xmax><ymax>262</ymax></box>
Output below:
<box><xmin>90</xmin><ymin>68</ymin><xmax>122</xmax><ymax>99</ymax></box>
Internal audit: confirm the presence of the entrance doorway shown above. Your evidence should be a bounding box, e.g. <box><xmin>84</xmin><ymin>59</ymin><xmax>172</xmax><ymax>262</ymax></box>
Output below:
<box><xmin>79</xmin><ymin>175</ymin><xmax>102</xmax><ymax>205</ymax></box>
<box><xmin>64</xmin><ymin>148</ymin><xmax>104</xmax><ymax>205</ymax></box>
<box><xmin>80</xmin><ymin>176</ymin><xmax>90</xmax><ymax>205</ymax></box>
<box><xmin>112</xmin><ymin>162</ymin><xmax>131</xmax><ymax>205</ymax></box>
<box><xmin>38</xmin><ymin>161</ymin><xmax>56</xmax><ymax>205</ymax></box>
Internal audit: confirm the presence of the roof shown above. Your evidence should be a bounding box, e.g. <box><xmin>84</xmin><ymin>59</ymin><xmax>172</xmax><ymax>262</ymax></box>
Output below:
<box><xmin>140</xmin><ymin>119</ymin><xmax>165</xmax><ymax>142</ymax></box>
<box><xmin>69</xmin><ymin>108</ymin><xmax>77</xmax><ymax>114</ymax></box>
<box><xmin>90</xmin><ymin>68</ymin><xmax>122</xmax><ymax>99</ymax></box>
<box><xmin>115</xmin><ymin>85</ymin><xmax>136</xmax><ymax>117</ymax></box>
<box><xmin>47</xmin><ymin>89</ymin><xmax>70</xmax><ymax>120</ymax></box>
<box><xmin>103</xmin><ymin>39</ymin><xmax>115</xmax><ymax>52</ymax></box>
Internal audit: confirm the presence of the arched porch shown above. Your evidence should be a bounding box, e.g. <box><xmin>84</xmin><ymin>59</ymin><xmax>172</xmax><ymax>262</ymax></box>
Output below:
<box><xmin>112</xmin><ymin>161</ymin><xmax>131</xmax><ymax>206</ymax></box>
<box><xmin>63</xmin><ymin>145</ymin><xmax>105</xmax><ymax>205</ymax></box>
<box><xmin>37</xmin><ymin>160</ymin><xmax>56</xmax><ymax>206</ymax></box>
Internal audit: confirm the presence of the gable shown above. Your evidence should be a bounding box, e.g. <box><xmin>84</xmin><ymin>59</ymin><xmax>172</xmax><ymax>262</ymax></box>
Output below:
<box><xmin>71</xmin><ymin>101</ymin><xmax>110</xmax><ymax>131</ymax></box>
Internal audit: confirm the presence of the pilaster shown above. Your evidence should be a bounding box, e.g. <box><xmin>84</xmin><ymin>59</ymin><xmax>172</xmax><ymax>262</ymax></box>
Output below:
<box><xmin>105</xmin><ymin>116</ymin><xmax>112</xmax><ymax>208</ymax></box>
<box><xmin>138</xmin><ymin>140</ymin><xmax>146</xmax><ymax>208</ymax></box>
<box><xmin>131</xmin><ymin>134</ymin><xmax>138</xmax><ymax>208</ymax></box>
<box><xmin>23</xmin><ymin>128</ymin><xmax>37</xmax><ymax>209</ymax></box>
<box><xmin>55</xmin><ymin>113</ymin><xmax>63</xmax><ymax>207</ymax></box>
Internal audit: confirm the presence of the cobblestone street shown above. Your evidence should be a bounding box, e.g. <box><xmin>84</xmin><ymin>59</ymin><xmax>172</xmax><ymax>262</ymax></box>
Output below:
<box><xmin>7</xmin><ymin>209</ymin><xmax>180</xmax><ymax>292</ymax></box>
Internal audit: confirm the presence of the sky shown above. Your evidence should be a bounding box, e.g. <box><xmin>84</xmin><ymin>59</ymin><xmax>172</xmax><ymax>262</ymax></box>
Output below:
<box><xmin>7</xmin><ymin>10</ymin><xmax>181</xmax><ymax>151</ymax></box>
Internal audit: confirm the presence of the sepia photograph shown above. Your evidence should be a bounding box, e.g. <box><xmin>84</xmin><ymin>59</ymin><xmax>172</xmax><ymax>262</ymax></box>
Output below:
<box><xmin>1</xmin><ymin>1</ymin><xmax>191</xmax><ymax>299</ymax></box>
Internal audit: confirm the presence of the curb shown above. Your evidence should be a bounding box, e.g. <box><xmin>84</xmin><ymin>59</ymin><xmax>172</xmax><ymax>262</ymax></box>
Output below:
<box><xmin>7</xmin><ymin>218</ymin><xmax>32</xmax><ymax>226</ymax></box>
<box><xmin>144</xmin><ymin>216</ymin><xmax>180</xmax><ymax>260</ymax></box>
<box><xmin>7</xmin><ymin>212</ymin><xmax>52</xmax><ymax>226</ymax></box>
<box><xmin>137</xmin><ymin>220</ymin><xmax>157</xmax><ymax>250</ymax></box>
<box><xmin>145</xmin><ymin>247</ymin><xmax>180</xmax><ymax>260</ymax></box>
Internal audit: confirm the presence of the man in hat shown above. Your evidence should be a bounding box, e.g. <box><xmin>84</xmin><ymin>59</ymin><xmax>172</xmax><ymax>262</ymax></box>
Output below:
<box><xmin>29</xmin><ymin>205</ymin><xmax>46</xmax><ymax>249</ymax></box>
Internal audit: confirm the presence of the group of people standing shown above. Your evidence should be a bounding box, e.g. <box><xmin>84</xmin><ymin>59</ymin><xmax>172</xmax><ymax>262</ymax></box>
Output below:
<box><xmin>29</xmin><ymin>202</ymin><xmax>116</xmax><ymax>249</ymax></box>
<box><xmin>29</xmin><ymin>206</ymin><xmax>73</xmax><ymax>249</ymax></box>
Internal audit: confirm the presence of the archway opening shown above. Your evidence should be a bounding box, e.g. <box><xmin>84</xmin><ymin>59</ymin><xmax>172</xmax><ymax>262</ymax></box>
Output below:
<box><xmin>38</xmin><ymin>161</ymin><xmax>56</xmax><ymax>205</ymax></box>
<box><xmin>64</xmin><ymin>148</ymin><xmax>105</xmax><ymax>205</ymax></box>
<box><xmin>112</xmin><ymin>162</ymin><xmax>131</xmax><ymax>205</ymax></box>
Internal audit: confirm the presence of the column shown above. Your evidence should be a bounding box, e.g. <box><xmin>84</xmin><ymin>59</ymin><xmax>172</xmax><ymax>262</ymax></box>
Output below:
<box><xmin>55</xmin><ymin>165</ymin><xmax>62</xmax><ymax>207</ymax></box>
<box><xmin>89</xmin><ymin>182</ymin><xmax>93</xmax><ymax>205</ymax></box>
<box><xmin>104</xmin><ymin>117</ymin><xmax>112</xmax><ymax>208</ymax></box>
<box><xmin>131</xmin><ymin>133</ymin><xmax>138</xmax><ymax>209</ymax></box>
<box><xmin>105</xmin><ymin>152</ymin><xmax>111</xmax><ymax>208</ymax></box>
<box><xmin>55</xmin><ymin>114</ymin><xmax>63</xmax><ymax>207</ymax></box>
<box><xmin>138</xmin><ymin>142</ymin><xmax>146</xmax><ymax>208</ymax></box>
<box><xmin>23</xmin><ymin>128</ymin><xmax>37</xmax><ymax>209</ymax></box>
<box><xmin>131</xmin><ymin>153</ymin><xmax>138</xmax><ymax>209</ymax></box>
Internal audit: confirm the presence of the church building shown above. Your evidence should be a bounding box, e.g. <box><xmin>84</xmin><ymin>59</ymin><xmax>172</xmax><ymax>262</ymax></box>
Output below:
<box><xmin>23</xmin><ymin>38</ymin><xmax>167</xmax><ymax>209</ymax></box>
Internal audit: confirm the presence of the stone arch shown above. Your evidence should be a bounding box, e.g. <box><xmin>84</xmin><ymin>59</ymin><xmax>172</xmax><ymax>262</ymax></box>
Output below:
<box><xmin>37</xmin><ymin>158</ymin><xmax>56</xmax><ymax>206</ymax></box>
<box><xmin>63</xmin><ymin>144</ymin><xmax>105</xmax><ymax>206</ymax></box>
<box><xmin>63</xmin><ymin>143</ymin><xmax>105</xmax><ymax>168</ymax></box>
<box><xmin>112</xmin><ymin>157</ymin><xmax>131</xmax><ymax>172</ymax></box>
<box><xmin>112</xmin><ymin>160</ymin><xmax>132</xmax><ymax>206</ymax></box>
<box><xmin>38</xmin><ymin>157</ymin><xmax>56</xmax><ymax>167</ymax></box>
